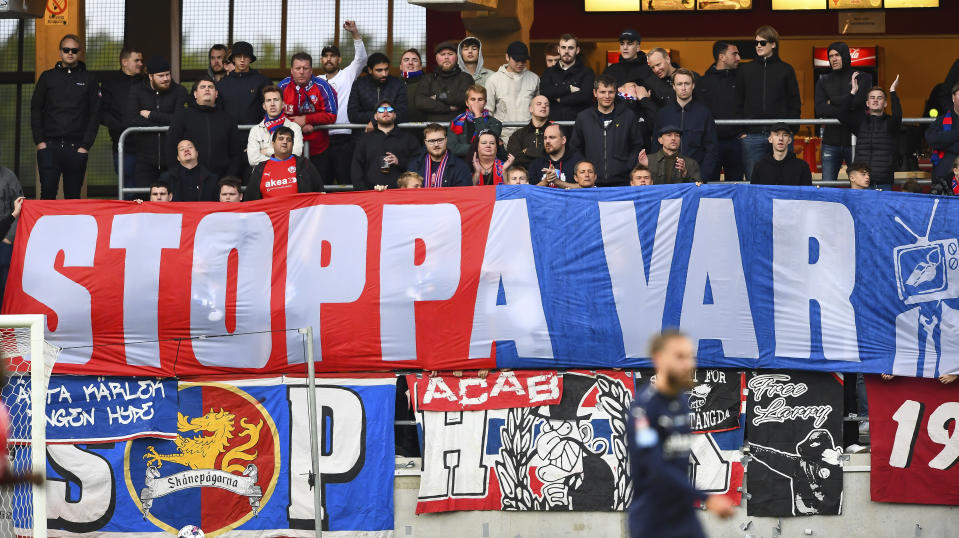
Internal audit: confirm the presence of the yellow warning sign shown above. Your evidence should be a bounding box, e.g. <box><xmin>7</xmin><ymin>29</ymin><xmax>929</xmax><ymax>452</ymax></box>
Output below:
<box><xmin>45</xmin><ymin>0</ymin><xmax>68</xmax><ymax>26</ymax></box>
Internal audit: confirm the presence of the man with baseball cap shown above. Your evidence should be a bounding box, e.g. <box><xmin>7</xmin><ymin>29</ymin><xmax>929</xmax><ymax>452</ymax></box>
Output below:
<box><xmin>749</xmin><ymin>122</ymin><xmax>811</xmax><ymax>186</ymax></box>
<box><xmin>217</xmin><ymin>40</ymin><xmax>272</xmax><ymax>125</ymax></box>
<box><xmin>639</xmin><ymin>124</ymin><xmax>701</xmax><ymax>184</ymax></box>
<box><xmin>485</xmin><ymin>41</ymin><xmax>540</xmax><ymax>142</ymax></box>
<box><xmin>413</xmin><ymin>41</ymin><xmax>474</xmax><ymax>123</ymax></box>
<box><xmin>318</xmin><ymin>20</ymin><xmax>367</xmax><ymax>184</ymax></box>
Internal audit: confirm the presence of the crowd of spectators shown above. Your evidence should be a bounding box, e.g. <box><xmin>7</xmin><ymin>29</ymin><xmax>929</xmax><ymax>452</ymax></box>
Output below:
<box><xmin>18</xmin><ymin>22</ymin><xmax>959</xmax><ymax>204</ymax></box>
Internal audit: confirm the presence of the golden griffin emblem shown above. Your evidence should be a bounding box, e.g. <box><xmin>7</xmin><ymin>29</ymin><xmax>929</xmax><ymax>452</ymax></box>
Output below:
<box><xmin>144</xmin><ymin>408</ymin><xmax>263</xmax><ymax>472</ymax></box>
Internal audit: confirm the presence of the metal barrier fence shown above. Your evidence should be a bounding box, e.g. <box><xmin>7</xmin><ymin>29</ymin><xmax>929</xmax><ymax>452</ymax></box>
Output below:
<box><xmin>117</xmin><ymin>117</ymin><xmax>936</xmax><ymax>199</ymax></box>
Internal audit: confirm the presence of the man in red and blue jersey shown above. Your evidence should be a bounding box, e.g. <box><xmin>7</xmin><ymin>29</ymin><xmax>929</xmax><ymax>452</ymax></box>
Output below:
<box><xmin>278</xmin><ymin>52</ymin><xmax>338</xmax><ymax>178</ymax></box>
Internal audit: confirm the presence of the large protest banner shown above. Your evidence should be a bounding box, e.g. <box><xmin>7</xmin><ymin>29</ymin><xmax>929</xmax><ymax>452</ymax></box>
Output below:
<box><xmin>867</xmin><ymin>376</ymin><xmax>959</xmax><ymax>506</ymax></box>
<box><xmin>44</xmin><ymin>377</ymin><xmax>395</xmax><ymax>537</ymax></box>
<box><xmin>7</xmin><ymin>185</ymin><xmax>959</xmax><ymax>377</ymax></box>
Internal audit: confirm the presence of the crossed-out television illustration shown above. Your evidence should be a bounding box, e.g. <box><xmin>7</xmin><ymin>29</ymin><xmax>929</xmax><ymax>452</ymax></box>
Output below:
<box><xmin>892</xmin><ymin>198</ymin><xmax>959</xmax><ymax>378</ymax></box>
<box><xmin>894</xmin><ymin>199</ymin><xmax>959</xmax><ymax>305</ymax></box>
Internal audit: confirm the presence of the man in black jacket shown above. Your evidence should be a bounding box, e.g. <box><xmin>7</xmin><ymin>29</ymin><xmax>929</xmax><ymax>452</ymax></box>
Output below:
<box><xmin>407</xmin><ymin>123</ymin><xmax>473</xmax><ymax>188</ymax></box>
<box><xmin>737</xmin><ymin>25</ymin><xmax>801</xmax><ymax>181</ymax></box>
<box><xmin>161</xmin><ymin>139</ymin><xmax>219</xmax><ymax>202</ymax></box>
<box><xmin>246</xmin><ymin>126</ymin><xmax>323</xmax><ymax>199</ymax></box>
<box><xmin>697</xmin><ymin>42</ymin><xmax>744</xmax><ymax>181</ymax></box>
<box><xmin>539</xmin><ymin>34</ymin><xmax>595</xmax><ymax>122</ymax></box>
<box><xmin>349</xmin><ymin>53</ymin><xmax>409</xmax><ymax>128</ymax></box>
<box><xmin>31</xmin><ymin>34</ymin><xmax>100</xmax><ymax>199</ymax></box>
<box><xmin>217</xmin><ymin>41</ymin><xmax>272</xmax><ymax>125</ymax></box>
<box><xmin>169</xmin><ymin>76</ymin><xmax>243</xmax><ymax>178</ymax></box>
<box><xmin>126</xmin><ymin>56</ymin><xmax>189</xmax><ymax>188</ymax></box>
<box><xmin>839</xmin><ymin>76</ymin><xmax>902</xmax><ymax>190</ymax></box>
<box><xmin>750</xmin><ymin>123</ymin><xmax>811</xmax><ymax>186</ymax></box>
<box><xmin>528</xmin><ymin>123</ymin><xmax>582</xmax><ymax>188</ymax></box>
<box><xmin>815</xmin><ymin>42</ymin><xmax>872</xmax><ymax>182</ymax></box>
<box><xmin>569</xmin><ymin>75</ymin><xmax>643</xmax><ymax>187</ymax></box>
<box><xmin>100</xmin><ymin>46</ymin><xmax>143</xmax><ymax>191</ymax></box>
<box><xmin>507</xmin><ymin>96</ymin><xmax>551</xmax><ymax>170</ymax></box>
<box><xmin>413</xmin><ymin>41</ymin><xmax>474</xmax><ymax>123</ymax></box>
<box><xmin>351</xmin><ymin>99</ymin><xmax>420</xmax><ymax>190</ymax></box>
<box><xmin>653</xmin><ymin>69</ymin><xmax>718</xmax><ymax>181</ymax></box>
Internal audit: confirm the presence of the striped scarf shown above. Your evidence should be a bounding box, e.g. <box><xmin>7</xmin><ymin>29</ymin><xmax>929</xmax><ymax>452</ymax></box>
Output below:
<box><xmin>450</xmin><ymin>108</ymin><xmax>491</xmax><ymax>137</ymax></box>
<box><xmin>263</xmin><ymin>114</ymin><xmax>285</xmax><ymax>135</ymax></box>
<box><xmin>425</xmin><ymin>153</ymin><xmax>449</xmax><ymax>188</ymax></box>
<box><xmin>402</xmin><ymin>70</ymin><xmax>423</xmax><ymax>79</ymax></box>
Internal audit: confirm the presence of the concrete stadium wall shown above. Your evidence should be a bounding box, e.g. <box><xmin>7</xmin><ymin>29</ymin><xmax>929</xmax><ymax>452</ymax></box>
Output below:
<box><xmin>392</xmin><ymin>454</ymin><xmax>959</xmax><ymax>537</ymax></box>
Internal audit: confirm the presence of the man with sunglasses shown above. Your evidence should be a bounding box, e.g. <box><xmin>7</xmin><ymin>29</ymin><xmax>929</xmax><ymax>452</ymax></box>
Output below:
<box><xmin>736</xmin><ymin>25</ymin><xmax>801</xmax><ymax>181</ymax></box>
<box><xmin>351</xmin><ymin>99</ymin><xmax>420</xmax><ymax>190</ymax></box>
<box><xmin>31</xmin><ymin>34</ymin><xmax>101</xmax><ymax>199</ymax></box>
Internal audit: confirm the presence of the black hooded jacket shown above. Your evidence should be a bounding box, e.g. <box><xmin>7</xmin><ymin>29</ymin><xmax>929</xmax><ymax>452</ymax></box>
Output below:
<box><xmin>736</xmin><ymin>50</ymin><xmax>801</xmax><ymax>133</ymax></box>
<box><xmin>540</xmin><ymin>58</ymin><xmax>596</xmax><ymax>121</ymax></box>
<box><xmin>696</xmin><ymin>65</ymin><xmax>742</xmax><ymax>139</ymax></box>
<box><xmin>168</xmin><ymin>101</ymin><xmax>243</xmax><ymax>177</ymax></box>
<box><xmin>31</xmin><ymin>61</ymin><xmax>101</xmax><ymax>149</ymax></box>
<box><xmin>814</xmin><ymin>42</ymin><xmax>872</xmax><ymax>147</ymax></box>
<box><xmin>413</xmin><ymin>66</ymin><xmax>474</xmax><ymax>123</ymax></box>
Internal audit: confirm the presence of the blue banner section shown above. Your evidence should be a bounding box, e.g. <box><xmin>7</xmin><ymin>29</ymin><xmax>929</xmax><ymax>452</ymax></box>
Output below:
<box><xmin>5</xmin><ymin>376</ymin><xmax>177</xmax><ymax>443</ymax></box>
<box><xmin>492</xmin><ymin>184</ymin><xmax>959</xmax><ymax>378</ymax></box>
<box><xmin>44</xmin><ymin>378</ymin><xmax>396</xmax><ymax>536</ymax></box>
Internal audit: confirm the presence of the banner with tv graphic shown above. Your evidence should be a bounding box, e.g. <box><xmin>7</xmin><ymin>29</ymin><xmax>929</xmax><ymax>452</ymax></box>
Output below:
<box><xmin>43</xmin><ymin>378</ymin><xmax>395</xmax><ymax>537</ymax></box>
<box><xmin>11</xmin><ymin>186</ymin><xmax>959</xmax><ymax>379</ymax></box>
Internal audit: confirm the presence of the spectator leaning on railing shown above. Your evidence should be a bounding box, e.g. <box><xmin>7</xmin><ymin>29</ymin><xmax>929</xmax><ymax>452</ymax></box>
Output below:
<box><xmin>126</xmin><ymin>56</ymin><xmax>189</xmax><ymax>187</ymax></box>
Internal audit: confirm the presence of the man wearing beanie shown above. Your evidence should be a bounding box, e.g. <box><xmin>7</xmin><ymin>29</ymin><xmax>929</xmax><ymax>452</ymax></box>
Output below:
<box><xmin>413</xmin><ymin>41</ymin><xmax>474</xmax><ymax>123</ymax></box>
<box><xmin>125</xmin><ymin>55</ymin><xmax>188</xmax><ymax>189</ymax></box>
<box><xmin>217</xmin><ymin>41</ymin><xmax>272</xmax><ymax>125</ymax></box>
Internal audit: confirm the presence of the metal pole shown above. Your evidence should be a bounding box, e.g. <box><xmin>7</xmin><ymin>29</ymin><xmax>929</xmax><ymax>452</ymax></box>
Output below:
<box><xmin>299</xmin><ymin>326</ymin><xmax>323</xmax><ymax>537</ymax></box>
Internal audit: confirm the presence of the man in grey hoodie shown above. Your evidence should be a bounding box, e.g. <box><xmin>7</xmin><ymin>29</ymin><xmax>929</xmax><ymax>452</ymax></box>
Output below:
<box><xmin>458</xmin><ymin>37</ymin><xmax>493</xmax><ymax>87</ymax></box>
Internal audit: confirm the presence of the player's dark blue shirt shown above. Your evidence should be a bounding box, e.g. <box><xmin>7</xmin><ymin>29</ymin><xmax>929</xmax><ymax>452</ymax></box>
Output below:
<box><xmin>627</xmin><ymin>383</ymin><xmax>707</xmax><ymax>538</ymax></box>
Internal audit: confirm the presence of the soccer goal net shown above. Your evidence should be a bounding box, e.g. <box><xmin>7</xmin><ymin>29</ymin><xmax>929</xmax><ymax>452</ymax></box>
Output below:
<box><xmin>0</xmin><ymin>314</ymin><xmax>58</xmax><ymax>537</ymax></box>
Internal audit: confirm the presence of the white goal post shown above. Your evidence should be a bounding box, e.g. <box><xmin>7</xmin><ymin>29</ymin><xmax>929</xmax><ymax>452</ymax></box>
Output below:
<box><xmin>0</xmin><ymin>314</ymin><xmax>52</xmax><ymax>537</ymax></box>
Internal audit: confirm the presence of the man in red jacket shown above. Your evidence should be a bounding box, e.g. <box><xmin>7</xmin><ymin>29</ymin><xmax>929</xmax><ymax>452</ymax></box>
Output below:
<box><xmin>278</xmin><ymin>52</ymin><xmax>338</xmax><ymax>178</ymax></box>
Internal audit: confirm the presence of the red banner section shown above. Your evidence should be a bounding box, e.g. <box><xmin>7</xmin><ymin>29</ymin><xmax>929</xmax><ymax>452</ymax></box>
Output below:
<box><xmin>411</xmin><ymin>371</ymin><xmax>563</xmax><ymax>411</ymax></box>
<box><xmin>4</xmin><ymin>191</ymin><xmax>497</xmax><ymax>376</ymax></box>
<box><xmin>868</xmin><ymin>376</ymin><xmax>959</xmax><ymax>506</ymax></box>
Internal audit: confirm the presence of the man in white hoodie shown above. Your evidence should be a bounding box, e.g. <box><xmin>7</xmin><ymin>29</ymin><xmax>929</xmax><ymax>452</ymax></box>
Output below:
<box><xmin>457</xmin><ymin>37</ymin><xmax>493</xmax><ymax>87</ymax></box>
<box><xmin>485</xmin><ymin>41</ymin><xmax>540</xmax><ymax>142</ymax></box>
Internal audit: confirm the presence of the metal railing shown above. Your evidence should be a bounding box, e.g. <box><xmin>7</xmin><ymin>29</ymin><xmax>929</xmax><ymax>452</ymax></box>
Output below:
<box><xmin>117</xmin><ymin>117</ymin><xmax>937</xmax><ymax>199</ymax></box>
